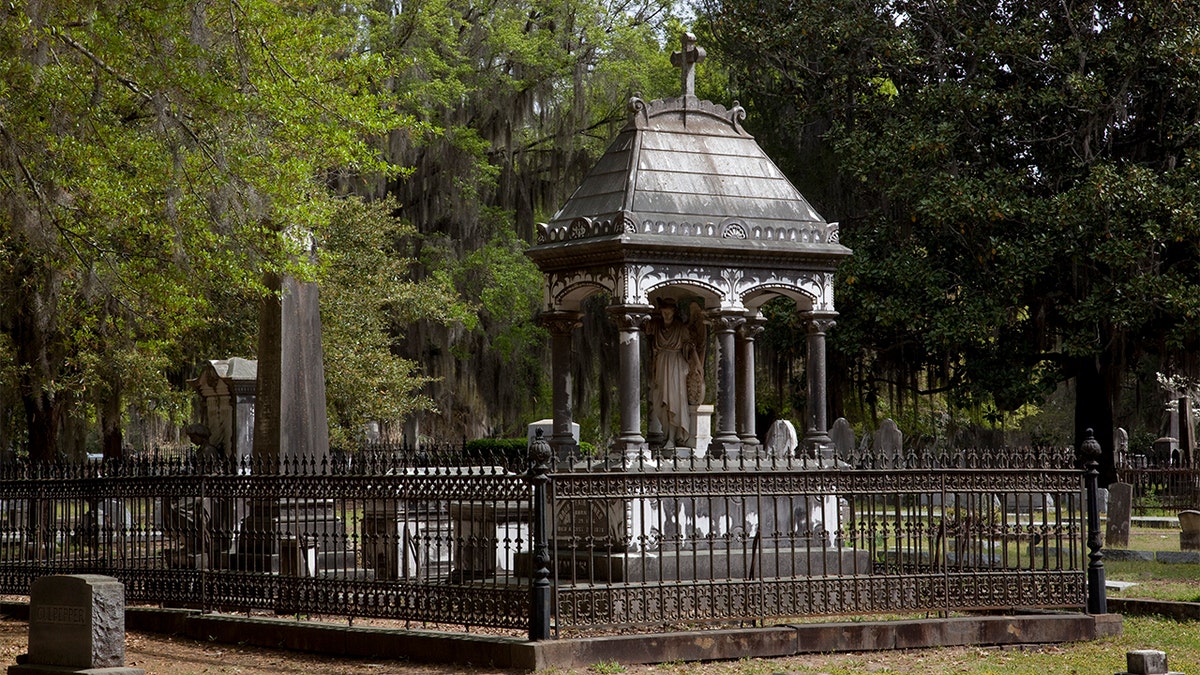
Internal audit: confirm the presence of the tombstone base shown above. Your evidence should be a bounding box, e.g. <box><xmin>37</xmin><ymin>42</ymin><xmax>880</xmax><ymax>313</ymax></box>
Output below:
<box><xmin>9</xmin><ymin>663</ymin><xmax>145</xmax><ymax>675</ymax></box>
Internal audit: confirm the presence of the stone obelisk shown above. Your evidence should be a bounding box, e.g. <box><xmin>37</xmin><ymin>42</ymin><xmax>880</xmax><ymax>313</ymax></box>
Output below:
<box><xmin>238</xmin><ymin>258</ymin><xmax>349</xmax><ymax>576</ymax></box>
<box><xmin>252</xmin><ymin>270</ymin><xmax>330</xmax><ymax>468</ymax></box>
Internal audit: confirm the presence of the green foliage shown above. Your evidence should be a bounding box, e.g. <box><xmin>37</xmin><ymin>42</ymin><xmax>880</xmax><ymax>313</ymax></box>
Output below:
<box><xmin>463</xmin><ymin>437</ymin><xmax>529</xmax><ymax>465</ymax></box>
<box><xmin>589</xmin><ymin>660</ymin><xmax>626</xmax><ymax>674</ymax></box>
<box><xmin>0</xmin><ymin>0</ymin><xmax>412</xmax><ymax>459</ymax></box>
<box><xmin>354</xmin><ymin>0</ymin><xmax>680</xmax><ymax>438</ymax></box>
<box><xmin>320</xmin><ymin>197</ymin><xmax>470</xmax><ymax>447</ymax></box>
<box><xmin>702</xmin><ymin>0</ymin><xmax>1200</xmax><ymax>449</ymax></box>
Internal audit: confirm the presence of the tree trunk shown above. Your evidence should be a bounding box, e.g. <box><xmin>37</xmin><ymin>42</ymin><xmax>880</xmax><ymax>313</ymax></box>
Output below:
<box><xmin>101</xmin><ymin>376</ymin><xmax>123</xmax><ymax>460</ymax></box>
<box><xmin>1073</xmin><ymin>354</ymin><xmax>1117</xmax><ymax>486</ymax></box>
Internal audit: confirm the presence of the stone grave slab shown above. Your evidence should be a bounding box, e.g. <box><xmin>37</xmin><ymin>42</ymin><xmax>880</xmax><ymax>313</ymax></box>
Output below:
<box><xmin>9</xmin><ymin>574</ymin><xmax>144</xmax><ymax>675</ymax></box>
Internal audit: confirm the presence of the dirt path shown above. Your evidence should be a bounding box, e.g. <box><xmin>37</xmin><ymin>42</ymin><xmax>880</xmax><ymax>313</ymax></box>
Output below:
<box><xmin>0</xmin><ymin>618</ymin><xmax>515</xmax><ymax>675</ymax></box>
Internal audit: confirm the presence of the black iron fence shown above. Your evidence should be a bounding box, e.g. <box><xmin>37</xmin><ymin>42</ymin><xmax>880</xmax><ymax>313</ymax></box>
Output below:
<box><xmin>0</xmin><ymin>443</ymin><xmax>1087</xmax><ymax>635</ymax></box>
<box><xmin>1115</xmin><ymin>467</ymin><xmax>1200</xmax><ymax>515</ymax></box>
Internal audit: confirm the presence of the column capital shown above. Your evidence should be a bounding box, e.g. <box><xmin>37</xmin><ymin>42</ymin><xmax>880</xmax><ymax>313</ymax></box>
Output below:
<box><xmin>805</xmin><ymin>311</ymin><xmax>838</xmax><ymax>335</ymax></box>
<box><xmin>606</xmin><ymin>304</ymin><xmax>653</xmax><ymax>331</ymax></box>
<box><xmin>706</xmin><ymin>309</ymin><xmax>746</xmax><ymax>333</ymax></box>
<box><xmin>540</xmin><ymin>310</ymin><xmax>582</xmax><ymax>336</ymax></box>
<box><xmin>737</xmin><ymin>312</ymin><xmax>766</xmax><ymax>340</ymax></box>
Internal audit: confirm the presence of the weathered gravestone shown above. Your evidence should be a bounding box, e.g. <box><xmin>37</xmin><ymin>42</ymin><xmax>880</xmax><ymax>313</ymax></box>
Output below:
<box><xmin>1106</xmin><ymin>482</ymin><xmax>1133</xmax><ymax>549</ymax></box>
<box><xmin>1178</xmin><ymin>510</ymin><xmax>1200</xmax><ymax>551</ymax></box>
<box><xmin>764</xmin><ymin>419</ymin><xmax>798</xmax><ymax>458</ymax></box>
<box><xmin>873</xmin><ymin>418</ymin><xmax>903</xmax><ymax>468</ymax></box>
<box><xmin>829</xmin><ymin>417</ymin><xmax>855</xmax><ymax>460</ymax></box>
<box><xmin>234</xmin><ymin>267</ymin><xmax>353</xmax><ymax>575</ymax></box>
<box><xmin>9</xmin><ymin>575</ymin><xmax>144</xmax><ymax>675</ymax></box>
<box><xmin>1116</xmin><ymin>649</ymin><xmax>1183</xmax><ymax>675</ymax></box>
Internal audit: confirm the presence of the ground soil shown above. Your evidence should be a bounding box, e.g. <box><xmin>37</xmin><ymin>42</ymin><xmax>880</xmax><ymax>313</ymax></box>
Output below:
<box><xmin>0</xmin><ymin>615</ymin><xmax>1109</xmax><ymax>675</ymax></box>
<box><xmin>0</xmin><ymin>527</ymin><xmax>1187</xmax><ymax>674</ymax></box>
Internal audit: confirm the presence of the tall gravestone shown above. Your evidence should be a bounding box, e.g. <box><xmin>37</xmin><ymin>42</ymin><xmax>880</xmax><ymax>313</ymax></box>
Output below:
<box><xmin>1105</xmin><ymin>482</ymin><xmax>1133</xmax><ymax>549</ymax></box>
<box><xmin>235</xmin><ymin>269</ymin><xmax>350</xmax><ymax>574</ymax></box>
<box><xmin>253</xmin><ymin>271</ymin><xmax>329</xmax><ymax>466</ymax></box>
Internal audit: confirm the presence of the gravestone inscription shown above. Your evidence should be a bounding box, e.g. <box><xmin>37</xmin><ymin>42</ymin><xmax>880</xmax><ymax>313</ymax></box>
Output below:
<box><xmin>9</xmin><ymin>574</ymin><xmax>144</xmax><ymax>675</ymax></box>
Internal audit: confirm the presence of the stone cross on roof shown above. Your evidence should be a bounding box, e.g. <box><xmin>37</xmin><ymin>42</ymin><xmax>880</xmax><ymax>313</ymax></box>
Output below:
<box><xmin>670</xmin><ymin>32</ymin><xmax>706</xmax><ymax>97</ymax></box>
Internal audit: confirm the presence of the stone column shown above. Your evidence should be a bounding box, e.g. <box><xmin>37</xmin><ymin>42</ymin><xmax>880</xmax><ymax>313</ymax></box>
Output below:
<box><xmin>737</xmin><ymin>314</ymin><xmax>765</xmax><ymax>451</ymax></box>
<box><xmin>803</xmin><ymin>312</ymin><xmax>837</xmax><ymax>454</ymax></box>
<box><xmin>608</xmin><ymin>306</ymin><xmax>652</xmax><ymax>459</ymax></box>
<box><xmin>542</xmin><ymin>310</ymin><xmax>582</xmax><ymax>460</ymax></box>
<box><xmin>709</xmin><ymin>311</ymin><xmax>745</xmax><ymax>457</ymax></box>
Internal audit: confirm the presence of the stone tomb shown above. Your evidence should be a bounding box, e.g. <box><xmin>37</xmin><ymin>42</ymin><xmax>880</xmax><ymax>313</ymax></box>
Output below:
<box><xmin>362</xmin><ymin>467</ymin><xmax>522</xmax><ymax>582</ymax></box>
<box><xmin>10</xmin><ymin>574</ymin><xmax>144</xmax><ymax>675</ymax></box>
<box><xmin>546</xmin><ymin>466</ymin><xmax>866</xmax><ymax>582</ymax></box>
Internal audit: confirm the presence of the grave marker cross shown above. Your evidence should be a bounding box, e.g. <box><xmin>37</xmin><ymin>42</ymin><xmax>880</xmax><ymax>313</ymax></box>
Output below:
<box><xmin>670</xmin><ymin>32</ymin><xmax>706</xmax><ymax>97</ymax></box>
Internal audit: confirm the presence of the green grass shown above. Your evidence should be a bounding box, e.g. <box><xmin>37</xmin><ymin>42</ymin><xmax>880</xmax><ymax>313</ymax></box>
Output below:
<box><xmin>619</xmin><ymin>615</ymin><xmax>1200</xmax><ymax>674</ymax></box>
<box><xmin>1121</xmin><ymin>529</ymin><xmax>1182</xmax><ymax>552</ymax></box>
<box><xmin>1108</xmin><ymin>560</ymin><xmax>1200</xmax><ymax>602</ymax></box>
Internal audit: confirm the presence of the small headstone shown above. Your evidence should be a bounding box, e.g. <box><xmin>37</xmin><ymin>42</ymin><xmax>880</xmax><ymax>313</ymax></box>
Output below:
<box><xmin>1115</xmin><ymin>427</ymin><xmax>1129</xmax><ymax>468</ymax></box>
<box><xmin>829</xmin><ymin>417</ymin><xmax>855</xmax><ymax>458</ymax></box>
<box><xmin>1010</xmin><ymin>492</ymin><xmax>1055</xmax><ymax>514</ymax></box>
<box><xmin>9</xmin><ymin>574</ymin><xmax>144</xmax><ymax>675</ymax></box>
<box><xmin>764</xmin><ymin>419</ymin><xmax>798</xmax><ymax>458</ymax></box>
<box><xmin>873</xmin><ymin>419</ymin><xmax>903</xmax><ymax>467</ymax></box>
<box><xmin>1118</xmin><ymin>649</ymin><xmax>1182</xmax><ymax>675</ymax></box>
<box><xmin>1106</xmin><ymin>482</ymin><xmax>1133</xmax><ymax>548</ymax></box>
<box><xmin>1178</xmin><ymin>510</ymin><xmax>1200</xmax><ymax>551</ymax></box>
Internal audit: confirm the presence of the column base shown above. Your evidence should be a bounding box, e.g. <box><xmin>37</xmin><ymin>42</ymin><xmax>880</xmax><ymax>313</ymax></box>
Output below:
<box><xmin>550</xmin><ymin>435</ymin><xmax>578</xmax><ymax>462</ymax></box>
<box><xmin>710</xmin><ymin>435</ymin><xmax>742</xmax><ymax>459</ymax></box>
<box><xmin>611</xmin><ymin>435</ymin><xmax>649</xmax><ymax>461</ymax></box>
<box><xmin>804</xmin><ymin>429</ymin><xmax>836</xmax><ymax>460</ymax></box>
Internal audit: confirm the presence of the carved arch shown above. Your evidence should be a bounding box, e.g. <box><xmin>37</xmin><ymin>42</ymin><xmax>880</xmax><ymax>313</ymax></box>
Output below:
<box><xmin>552</xmin><ymin>279</ymin><xmax>617</xmax><ymax>311</ymax></box>
<box><xmin>741</xmin><ymin>283</ymin><xmax>821</xmax><ymax>312</ymax></box>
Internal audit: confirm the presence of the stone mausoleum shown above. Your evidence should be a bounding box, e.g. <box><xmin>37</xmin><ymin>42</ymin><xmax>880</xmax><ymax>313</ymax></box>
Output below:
<box><xmin>526</xmin><ymin>34</ymin><xmax>851</xmax><ymax>460</ymax></box>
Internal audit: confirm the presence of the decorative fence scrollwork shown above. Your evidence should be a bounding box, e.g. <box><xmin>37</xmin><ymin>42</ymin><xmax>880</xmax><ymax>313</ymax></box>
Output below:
<box><xmin>0</xmin><ymin>443</ymin><xmax>1086</xmax><ymax>636</ymax></box>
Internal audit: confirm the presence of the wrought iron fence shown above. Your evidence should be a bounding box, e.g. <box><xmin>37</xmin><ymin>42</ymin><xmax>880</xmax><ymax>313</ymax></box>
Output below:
<box><xmin>549</xmin><ymin>446</ymin><xmax>1086</xmax><ymax>632</ymax></box>
<box><xmin>0</xmin><ymin>443</ymin><xmax>1086</xmax><ymax>636</ymax></box>
<box><xmin>0</xmin><ymin>445</ymin><xmax>531</xmax><ymax>631</ymax></box>
<box><xmin>1115</xmin><ymin>467</ymin><xmax>1200</xmax><ymax>515</ymax></box>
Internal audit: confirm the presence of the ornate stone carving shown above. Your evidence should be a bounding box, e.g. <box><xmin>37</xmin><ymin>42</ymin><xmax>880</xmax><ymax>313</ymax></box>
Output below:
<box><xmin>569</xmin><ymin>217</ymin><xmax>591</xmax><ymax>239</ymax></box>
<box><xmin>808</xmin><ymin>317</ymin><xmax>837</xmax><ymax>335</ymax></box>
<box><xmin>537</xmin><ymin>215</ymin><xmax>836</xmax><ymax>245</ymax></box>
<box><xmin>721</xmin><ymin>222</ymin><xmax>747</xmax><ymax>239</ymax></box>
<box><xmin>541</xmin><ymin>311</ymin><xmax>583</xmax><ymax>336</ymax></box>
<box><xmin>607</xmin><ymin>307</ymin><xmax>651</xmax><ymax>332</ymax></box>
<box><xmin>619</xmin><ymin>210</ymin><xmax>639</xmax><ymax>234</ymax></box>
<box><xmin>707</xmin><ymin>311</ymin><xmax>746</xmax><ymax>334</ymax></box>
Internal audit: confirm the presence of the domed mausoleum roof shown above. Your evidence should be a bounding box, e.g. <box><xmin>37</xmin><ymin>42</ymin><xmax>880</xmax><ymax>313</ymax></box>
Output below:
<box><xmin>527</xmin><ymin>33</ymin><xmax>849</xmax><ymax>314</ymax></box>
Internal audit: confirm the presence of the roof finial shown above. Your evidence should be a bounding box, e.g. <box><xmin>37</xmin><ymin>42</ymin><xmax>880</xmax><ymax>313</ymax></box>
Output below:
<box><xmin>670</xmin><ymin>31</ymin><xmax>706</xmax><ymax>98</ymax></box>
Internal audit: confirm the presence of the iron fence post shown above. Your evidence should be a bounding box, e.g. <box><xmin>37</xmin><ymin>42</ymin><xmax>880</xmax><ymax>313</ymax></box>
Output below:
<box><xmin>527</xmin><ymin>429</ymin><xmax>553</xmax><ymax>641</ymax></box>
<box><xmin>1081</xmin><ymin>428</ymin><xmax>1106</xmax><ymax>614</ymax></box>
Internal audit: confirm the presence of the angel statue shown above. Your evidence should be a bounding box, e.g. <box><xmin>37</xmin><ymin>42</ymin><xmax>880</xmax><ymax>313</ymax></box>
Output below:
<box><xmin>648</xmin><ymin>298</ymin><xmax>707</xmax><ymax>449</ymax></box>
